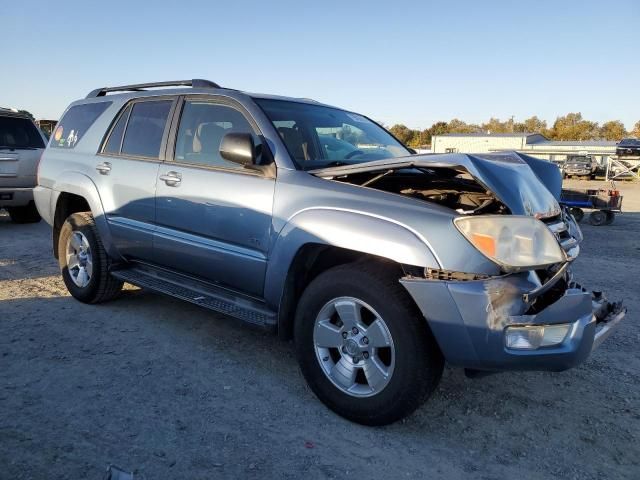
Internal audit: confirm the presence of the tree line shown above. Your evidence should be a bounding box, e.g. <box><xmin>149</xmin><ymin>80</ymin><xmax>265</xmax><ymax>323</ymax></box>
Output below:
<box><xmin>388</xmin><ymin>113</ymin><xmax>640</xmax><ymax>148</ymax></box>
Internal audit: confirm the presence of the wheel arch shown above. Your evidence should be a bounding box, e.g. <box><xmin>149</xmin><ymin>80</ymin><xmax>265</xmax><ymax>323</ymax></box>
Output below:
<box><xmin>267</xmin><ymin>208</ymin><xmax>441</xmax><ymax>339</ymax></box>
<box><xmin>51</xmin><ymin>172</ymin><xmax>119</xmax><ymax>260</ymax></box>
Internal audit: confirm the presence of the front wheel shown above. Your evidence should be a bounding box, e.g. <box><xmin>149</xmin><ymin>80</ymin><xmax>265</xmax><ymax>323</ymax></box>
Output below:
<box><xmin>58</xmin><ymin>212</ymin><xmax>123</xmax><ymax>303</ymax></box>
<box><xmin>570</xmin><ymin>207</ymin><xmax>584</xmax><ymax>223</ymax></box>
<box><xmin>294</xmin><ymin>262</ymin><xmax>443</xmax><ymax>425</ymax></box>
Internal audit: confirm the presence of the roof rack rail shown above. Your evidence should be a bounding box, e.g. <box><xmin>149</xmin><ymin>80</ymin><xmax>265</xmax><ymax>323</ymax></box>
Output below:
<box><xmin>85</xmin><ymin>79</ymin><xmax>221</xmax><ymax>98</ymax></box>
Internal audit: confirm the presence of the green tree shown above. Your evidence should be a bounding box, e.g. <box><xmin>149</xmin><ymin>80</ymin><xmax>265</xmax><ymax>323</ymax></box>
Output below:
<box><xmin>514</xmin><ymin>116</ymin><xmax>548</xmax><ymax>135</ymax></box>
<box><xmin>599</xmin><ymin>120</ymin><xmax>627</xmax><ymax>141</ymax></box>
<box><xmin>389</xmin><ymin>124</ymin><xmax>415</xmax><ymax>145</ymax></box>
<box><xmin>481</xmin><ymin>117</ymin><xmax>512</xmax><ymax>134</ymax></box>
<box><xmin>630</xmin><ymin>120</ymin><xmax>640</xmax><ymax>138</ymax></box>
<box><xmin>447</xmin><ymin>119</ymin><xmax>480</xmax><ymax>134</ymax></box>
<box><xmin>550</xmin><ymin>113</ymin><xmax>599</xmax><ymax>141</ymax></box>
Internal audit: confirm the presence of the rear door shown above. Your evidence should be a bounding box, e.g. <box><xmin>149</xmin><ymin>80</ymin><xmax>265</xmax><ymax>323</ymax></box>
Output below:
<box><xmin>96</xmin><ymin>97</ymin><xmax>177</xmax><ymax>261</ymax></box>
<box><xmin>153</xmin><ymin>96</ymin><xmax>275</xmax><ymax>296</ymax></box>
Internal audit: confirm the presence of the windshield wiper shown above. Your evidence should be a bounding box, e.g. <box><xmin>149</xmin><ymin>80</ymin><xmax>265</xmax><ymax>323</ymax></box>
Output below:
<box><xmin>324</xmin><ymin>161</ymin><xmax>348</xmax><ymax>167</ymax></box>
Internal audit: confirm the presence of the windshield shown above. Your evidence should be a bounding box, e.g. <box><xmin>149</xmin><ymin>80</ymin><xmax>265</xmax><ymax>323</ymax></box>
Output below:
<box><xmin>0</xmin><ymin>115</ymin><xmax>45</xmax><ymax>149</ymax></box>
<box><xmin>255</xmin><ymin>99</ymin><xmax>410</xmax><ymax>170</ymax></box>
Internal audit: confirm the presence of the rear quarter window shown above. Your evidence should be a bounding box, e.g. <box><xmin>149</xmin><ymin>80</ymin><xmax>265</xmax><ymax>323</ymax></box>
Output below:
<box><xmin>51</xmin><ymin>102</ymin><xmax>111</xmax><ymax>149</ymax></box>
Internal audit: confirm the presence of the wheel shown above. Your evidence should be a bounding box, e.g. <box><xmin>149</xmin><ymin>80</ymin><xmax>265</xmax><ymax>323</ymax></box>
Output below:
<box><xmin>588</xmin><ymin>210</ymin><xmax>607</xmax><ymax>226</ymax></box>
<box><xmin>7</xmin><ymin>202</ymin><xmax>41</xmax><ymax>223</ymax></box>
<box><xmin>570</xmin><ymin>207</ymin><xmax>584</xmax><ymax>223</ymax></box>
<box><xmin>294</xmin><ymin>262</ymin><xmax>443</xmax><ymax>425</ymax></box>
<box><xmin>604</xmin><ymin>211</ymin><xmax>615</xmax><ymax>225</ymax></box>
<box><xmin>58</xmin><ymin>212</ymin><xmax>123</xmax><ymax>303</ymax></box>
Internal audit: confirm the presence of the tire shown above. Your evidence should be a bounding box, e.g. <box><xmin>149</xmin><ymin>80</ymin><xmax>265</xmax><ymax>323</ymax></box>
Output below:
<box><xmin>570</xmin><ymin>207</ymin><xmax>584</xmax><ymax>223</ymax></box>
<box><xmin>7</xmin><ymin>202</ymin><xmax>41</xmax><ymax>224</ymax></box>
<box><xmin>588</xmin><ymin>210</ymin><xmax>607</xmax><ymax>226</ymax></box>
<box><xmin>604</xmin><ymin>211</ymin><xmax>615</xmax><ymax>225</ymax></box>
<box><xmin>294</xmin><ymin>262</ymin><xmax>443</xmax><ymax>425</ymax></box>
<box><xmin>58</xmin><ymin>212</ymin><xmax>123</xmax><ymax>303</ymax></box>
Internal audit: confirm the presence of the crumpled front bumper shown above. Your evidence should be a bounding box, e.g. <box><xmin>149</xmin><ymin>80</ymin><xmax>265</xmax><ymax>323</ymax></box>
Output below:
<box><xmin>400</xmin><ymin>271</ymin><xmax>626</xmax><ymax>372</ymax></box>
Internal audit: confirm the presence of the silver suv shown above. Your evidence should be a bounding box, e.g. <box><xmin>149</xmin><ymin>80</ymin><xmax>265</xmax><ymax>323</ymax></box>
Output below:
<box><xmin>34</xmin><ymin>80</ymin><xmax>626</xmax><ymax>425</ymax></box>
<box><xmin>0</xmin><ymin>108</ymin><xmax>46</xmax><ymax>223</ymax></box>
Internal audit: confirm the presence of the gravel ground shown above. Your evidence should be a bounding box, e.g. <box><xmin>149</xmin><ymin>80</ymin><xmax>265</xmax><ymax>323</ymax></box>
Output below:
<box><xmin>1</xmin><ymin>179</ymin><xmax>639</xmax><ymax>479</ymax></box>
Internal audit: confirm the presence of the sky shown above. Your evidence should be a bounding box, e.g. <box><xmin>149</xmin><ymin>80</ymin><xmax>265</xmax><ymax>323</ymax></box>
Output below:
<box><xmin>2</xmin><ymin>0</ymin><xmax>639</xmax><ymax>130</ymax></box>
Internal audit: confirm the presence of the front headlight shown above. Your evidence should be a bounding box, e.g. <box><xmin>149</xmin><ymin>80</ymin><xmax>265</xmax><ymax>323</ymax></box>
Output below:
<box><xmin>454</xmin><ymin>216</ymin><xmax>565</xmax><ymax>270</ymax></box>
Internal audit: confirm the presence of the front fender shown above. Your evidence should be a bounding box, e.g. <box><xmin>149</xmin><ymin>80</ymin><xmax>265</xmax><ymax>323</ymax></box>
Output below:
<box><xmin>52</xmin><ymin>172</ymin><xmax>121</xmax><ymax>261</ymax></box>
<box><xmin>263</xmin><ymin>207</ymin><xmax>441</xmax><ymax>308</ymax></box>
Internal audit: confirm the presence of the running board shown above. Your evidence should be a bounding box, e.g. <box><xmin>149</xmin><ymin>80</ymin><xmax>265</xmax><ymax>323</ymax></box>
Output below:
<box><xmin>111</xmin><ymin>265</ymin><xmax>277</xmax><ymax>329</ymax></box>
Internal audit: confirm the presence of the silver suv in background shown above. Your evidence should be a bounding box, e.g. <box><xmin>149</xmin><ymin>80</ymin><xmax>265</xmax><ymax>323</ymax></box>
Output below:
<box><xmin>0</xmin><ymin>108</ymin><xmax>46</xmax><ymax>223</ymax></box>
<box><xmin>34</xmin><ymin>80</ymin><xmax>626</xmax><ymax>425</ymax></box>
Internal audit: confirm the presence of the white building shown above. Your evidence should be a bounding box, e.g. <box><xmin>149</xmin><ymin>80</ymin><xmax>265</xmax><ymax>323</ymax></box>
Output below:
<box><xmin>432</xmin><ymin>133</ymin><xmax>547</xmax><ymax>154</ymax></box>
<box><xmin>431</xmin><ymin>133</ymin><xmax>616</xmax><ymax>166</ymax></box>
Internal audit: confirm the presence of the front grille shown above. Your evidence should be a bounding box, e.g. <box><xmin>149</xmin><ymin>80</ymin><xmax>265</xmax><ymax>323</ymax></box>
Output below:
<box><xmin>542</xmin><ymin>212</ymin><xmax>579</xmax><ymax>261</ymax></box>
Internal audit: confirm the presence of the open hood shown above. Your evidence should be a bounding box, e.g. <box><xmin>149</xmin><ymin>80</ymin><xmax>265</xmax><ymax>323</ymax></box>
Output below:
<box><xmin>310</xmin><ymin>151</ymin><xmax>562</xmax><ymax>218</ymax></box>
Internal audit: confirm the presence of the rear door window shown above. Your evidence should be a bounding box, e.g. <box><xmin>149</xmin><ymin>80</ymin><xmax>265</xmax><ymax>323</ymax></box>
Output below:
<box><xmin>51</xmin><ymin>102</ymin><xmax>111</xmax><ymax>148</ymax></box>
<box><xmin>121</xmin><ymin>101</ymin><xmax>172</xmax><ymax>158</ymax></box>
<box><xmin>0</xmin><ymin>116</ymin><xmax>45</xmax><ymax>149</ymax></box>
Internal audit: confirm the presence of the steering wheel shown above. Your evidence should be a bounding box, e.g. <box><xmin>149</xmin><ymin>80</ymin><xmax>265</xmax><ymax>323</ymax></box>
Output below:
<box><xmin>344</xmin><ymin>149</ymin><xmax>365</xmax><ymax>159</ymax></box>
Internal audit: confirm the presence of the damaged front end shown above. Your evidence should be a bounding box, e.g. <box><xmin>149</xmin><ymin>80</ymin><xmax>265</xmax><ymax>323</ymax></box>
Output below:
<box><xmin>401</xmin><ymin>255</ymin><xmax>626</xmax><ymax>372</ymax></box>
<box><xmin>313</xmin><ymin>152</ymin><xmax>627</xmax><ymax>372</ymax></box>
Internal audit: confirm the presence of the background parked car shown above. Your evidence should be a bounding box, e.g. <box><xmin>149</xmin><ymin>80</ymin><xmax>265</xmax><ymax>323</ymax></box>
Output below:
<box><xmin>562</xmin><ymin>154</ymin><xmax>597</xmax><ymax>179</ymax></box>
<box><xmin>616</xmin><ymin>138</ymin><xmax>640</xmax><ymax>157</ymax></box>
<box><xmin>0</xmin><ymin>108</ymin><xmax>46</xmax><ymax>223</ymax></box>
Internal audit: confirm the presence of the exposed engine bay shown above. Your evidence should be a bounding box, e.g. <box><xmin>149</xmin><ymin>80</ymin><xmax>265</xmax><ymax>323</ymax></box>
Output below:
<box><xmin>331</xmin><ymin>167</ymin><xmax>509</xmax><ymax>215</ymax></box>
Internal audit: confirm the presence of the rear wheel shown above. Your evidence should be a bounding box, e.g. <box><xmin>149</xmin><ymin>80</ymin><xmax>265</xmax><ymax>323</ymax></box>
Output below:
<box><xmin>604</xmin><ymin>211</ymin><xmax>615</xmax><ymax>225</ymax></box>
<box><xmin>58</xmin><ymin>212</ymin><xmax>123</xmax><ymax>303</ymax></box>
<box><xmin>7</xmin><ymin>202</ymin><xmax>41</xmax><ymax>224</ymax></box>
<box><xmin>589</xmin><ymin>210</ymin><xmax>607</xmax><ymax>226</ymax></box>
<box><xmin>294</xmin><ymin>262</ymin><xmax>443</xmax><ymax>425</ymax></box>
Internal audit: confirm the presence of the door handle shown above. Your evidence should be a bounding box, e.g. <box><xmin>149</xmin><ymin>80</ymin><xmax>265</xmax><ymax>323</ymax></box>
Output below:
<box><xmin>96</xmin><ymin>162</ymin><xmax>112</xmax><ymax>175</ymax></box>
<box><xmin>159</xmin><ymin>171</ymin><xmax>182</xmax><ymax>186</ymax></box>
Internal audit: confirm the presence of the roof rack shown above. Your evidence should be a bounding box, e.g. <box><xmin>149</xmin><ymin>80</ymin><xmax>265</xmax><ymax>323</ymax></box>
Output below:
<box><xmin>86</xmin><ymin>79</ymin><xmax>221</xmax><ymax>98</ymax></box>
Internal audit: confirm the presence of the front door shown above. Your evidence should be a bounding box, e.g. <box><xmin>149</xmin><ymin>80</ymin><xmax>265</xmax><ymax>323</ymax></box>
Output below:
<box><xmin>154</xmin><ymin>97</ymin><xmax>275</xmax><ymax>297</ymax></box>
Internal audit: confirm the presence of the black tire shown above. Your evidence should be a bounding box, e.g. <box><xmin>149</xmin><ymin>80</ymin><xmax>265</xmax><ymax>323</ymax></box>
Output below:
<box><xmin>58</xmin><ymin>212</ymin><xmax>123</xmax><ymax>303</ymax></box>
<box><xmin>570</xmin><ymin>207</ymin><xmax>584</xmax><ymax>223</ymax></box>
<box><xmin>588</xmin><ymin>210</ymin><xmax>607</xmax><ymax>226</ymax></box>
<box><xmin>294</xmin><ymin>262</ymin><xmax>443</xmax><ymax>425</ymax></box>
<box><xmin>7</xmin><ymin>202</ymin><xmax>41</xmax><ymax>224</ymax></box>
<box><xmin>604</xmin><ymin>211</ymin><xmax>615</xmax><ymax>225</ymax></box>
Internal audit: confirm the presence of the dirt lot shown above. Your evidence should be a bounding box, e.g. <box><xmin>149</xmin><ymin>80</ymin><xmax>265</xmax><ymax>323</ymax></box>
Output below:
<box><xmin>1</xmin><ymin>179</ymin><xmax>639</xmax><ymax>479</ymax></box>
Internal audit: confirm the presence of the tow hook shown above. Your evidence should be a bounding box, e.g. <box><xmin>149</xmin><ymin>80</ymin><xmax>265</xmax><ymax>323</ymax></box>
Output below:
<box><xmin>592</xmin><ymin>291</ymin><xmax>627</xmax><ymax>351</ymax></box>
<box><xmin>592</xmin><ymin>291</ymin><xmax>625</xmax><ymax>323</ymax></box>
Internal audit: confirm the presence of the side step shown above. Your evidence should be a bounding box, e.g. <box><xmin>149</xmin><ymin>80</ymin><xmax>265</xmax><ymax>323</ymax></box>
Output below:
<box><xmin>111</xmin><ymin>265</ymin><xmax>277</xmax><ymax>329</ymax></box>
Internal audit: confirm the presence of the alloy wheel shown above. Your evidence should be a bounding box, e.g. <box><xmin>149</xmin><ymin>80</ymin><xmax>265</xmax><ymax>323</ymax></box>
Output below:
<box><xmin>313</xmin><ymin>297</ymin><xmax>395</xmax><ymax>397</ymax></box>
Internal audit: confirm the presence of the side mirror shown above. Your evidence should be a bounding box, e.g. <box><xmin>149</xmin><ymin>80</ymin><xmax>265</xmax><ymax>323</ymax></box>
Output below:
<box><xmin>220</xmin><ymin>132</ymin><xmax>256</xmax><ymax>166</ymax></box>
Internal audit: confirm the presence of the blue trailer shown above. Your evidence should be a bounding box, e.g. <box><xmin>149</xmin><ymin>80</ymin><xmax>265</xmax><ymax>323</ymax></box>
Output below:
<box><xmin>561</xmin><ymin>188</ymin><xmax>623</xmax><ymax>226</ymax></box>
